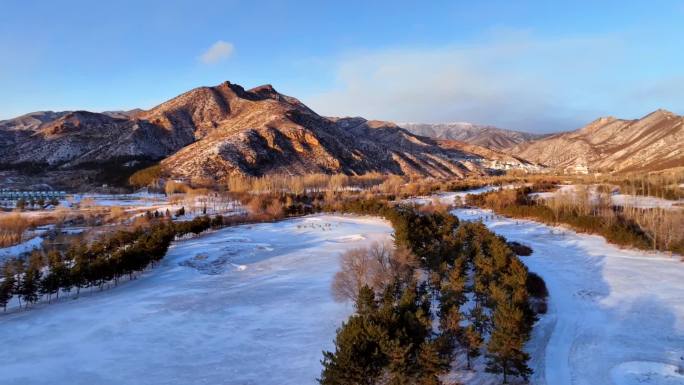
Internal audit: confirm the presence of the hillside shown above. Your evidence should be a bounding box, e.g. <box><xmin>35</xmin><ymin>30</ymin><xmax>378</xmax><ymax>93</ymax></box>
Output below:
<box><xmin>508</xmin><ymin>110</ymin><xmax>684</xmax><ymax>173</ymax></box>
<box><xmin>436</xmin><ymin>139</ymin><xmax>542</xmax><ymax>172</ymax></box>
<box><xmin>400</xmin><ymin>122</ymin><xmax>542</xmax><ymax>150</ymax></box>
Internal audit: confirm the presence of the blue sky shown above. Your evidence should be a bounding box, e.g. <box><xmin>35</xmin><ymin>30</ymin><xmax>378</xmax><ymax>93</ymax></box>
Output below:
<box><xmin>1</xmin><ymin>0</ymin><xmax>683</xmax><ymax>132</ymax></box>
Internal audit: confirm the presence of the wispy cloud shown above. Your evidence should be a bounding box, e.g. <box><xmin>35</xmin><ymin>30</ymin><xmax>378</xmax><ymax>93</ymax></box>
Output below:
<box><xmin>304</xmin><ymin>33</ymin><xmax>645</xmax><ymax>133</ymax></box>
<box><xmin>199</xmin><ymin>40</ymin><xmax>234</xmax><ymax>64</ymax></box>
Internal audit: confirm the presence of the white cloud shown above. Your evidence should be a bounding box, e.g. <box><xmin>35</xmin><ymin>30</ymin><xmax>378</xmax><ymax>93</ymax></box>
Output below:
<box><xmin>199</xmin><ymin>40</ymin><xmax>234</xmax><ymax>64</ymax></box>
<box><xmin>304</xmin><ymin>33</ymin><xmax>639</xmax><ymax>133</ymax></box>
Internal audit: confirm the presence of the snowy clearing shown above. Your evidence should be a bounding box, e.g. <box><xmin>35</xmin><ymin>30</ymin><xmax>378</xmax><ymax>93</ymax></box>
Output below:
<box><xmin>531</xmin><ymin>184</ymin><xmax>684</xmax><ymax>210</ymax></box>
<box><xmin>0</xmin><ymin>214</ymin><xmax>392</xmax><ymax>385</ymax></box>
<box><xmin>407</xmin><ymin>185</ymin><xmax>516</xmax><ymax>206</ymax></box>
<box><xmin>453</xmin><ymin>207</ymin><xmax>684</xmax><ymax>385</ymax></box>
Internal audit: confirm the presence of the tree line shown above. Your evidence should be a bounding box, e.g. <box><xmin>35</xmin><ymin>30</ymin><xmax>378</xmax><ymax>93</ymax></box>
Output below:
<box><xmin>0</xmin><ymin>215</ymin><xmax>222</xmax><ymax>311</ymax></box>
<box><xmin>320</xmin><ymin>198</ymin><xmax>545</xmax><ymax>384</ymax></box>
<box><xmin>465</xmin><ymin>184</ymin><xmax>684</xmax><ymax>255</ymax></box>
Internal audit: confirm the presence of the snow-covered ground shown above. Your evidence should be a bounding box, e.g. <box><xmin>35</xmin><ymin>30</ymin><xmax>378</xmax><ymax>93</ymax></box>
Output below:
<box><xmin>2</xmin><ymin>185</ymin><xmax>683</xmax><ymax>385</ymax></box>
<box><xmin>407</xmin><ymin>185</ymin><xmax>515</xmax><ymax>206</ymax></box>
<box><xmin>0</xmin><ymin>214</ymin><xmax>392</xmax><ymax>385</ymax></box>
<box><xmin>453</xmin><ymin>207</ymin><xmax>684</xmax><ymax>385</ymax></box>
<box><xmin>0</xmin><ymin>236</ymin><xmax>43</xmax><ymax>261</ymax></box>
<box><xmin>531</xmin><ymin>184</ymin><xmax>684</xmax><ymax>210</ymax></box>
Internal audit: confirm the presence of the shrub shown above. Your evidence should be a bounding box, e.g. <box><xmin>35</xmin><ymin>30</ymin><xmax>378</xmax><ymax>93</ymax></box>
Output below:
<box><xmin>508</xmin><ymin>241</ymin><xmax>533</xmax><ymax>256</ymax></box>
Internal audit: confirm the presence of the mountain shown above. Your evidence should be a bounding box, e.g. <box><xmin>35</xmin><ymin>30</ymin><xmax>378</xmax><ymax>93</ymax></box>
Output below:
<box><xmin>435</xmin><ymin>139</ymin><xmax>542</xmax><ymax>172</ymax></box>
<box><xmin>399</xmin><ymin>122</ymin><xmax>543</xmax><ymax>150</ymax></box>
<box><xmin>0</xmin><ymin>81</ymin><xmax>500</xmax><ymax>185</ymax></box>
<box><xmin>507</xmin><ymin>110</ymin><xmax>684</xmax><ymax>173</ymax></box>
<box><xmin>0</xmin><ymin>110</ymin><xmax>188</xmax><ymax>168</ymax></box>
<box><xmin>153</xmin><ymin>82</ymin><xmax>485</xmax><ymax>180</ymax></box>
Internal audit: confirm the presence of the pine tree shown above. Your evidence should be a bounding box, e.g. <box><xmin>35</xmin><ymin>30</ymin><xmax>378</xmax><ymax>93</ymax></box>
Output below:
<box><xmin>319</xmin><ymin>316</ymin><xmax>387</xmax><ymax>385</ymax></box>
<box><xmin>40</xmin><ymin>251</ymin><xmax>63</xmax><ymax>302</ymax></box>
<box><xmin>20</xmin><ymin>265</ymin><xmax>41</xmax><ymax>306</ymax></box>
<box><xmin>356</xmin><ymin>285</ymin><xmax>378</xmax><ymax>317</ymax></box>
<box><xmin>486</xmin><ymin>302</ymin><xmax>531</xmax><ymax>383</ymax></box>
<box><xmin>459</xmin><ymin>324</ymin><xmax>482</xmax><ymax>370</ymax></box>
<box><xmin>439</xmin><ymin>305</ymin><xmax>462</xmax><ymax>342</ymax></box>
<box><xmin>469</xmin><ymin>304</ymin><xmax>489</xmax><ymax>336</ymax></box>
<box><xmin>0</xmin><ymin>263</ymin><xmax>16</xmax><ymax>311</ymax></box>
<box><xmin>415</xmin><ymin>341</ymin><xmax>445</xmax><ymax>385</ymax></box>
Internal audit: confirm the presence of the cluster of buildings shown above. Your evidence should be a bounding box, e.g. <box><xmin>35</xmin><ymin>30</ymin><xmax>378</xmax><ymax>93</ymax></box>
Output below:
<box><xmin>0</xmin><ymin>189</ymin><xmax>66</xmax><ymax>208</ymax></box>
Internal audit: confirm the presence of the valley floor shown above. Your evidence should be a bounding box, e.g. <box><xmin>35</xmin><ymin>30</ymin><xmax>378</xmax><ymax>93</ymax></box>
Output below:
<box><xmin>0</xmin><ymin>215</ymin><xmax>392</xmax><ymax>385</ymax></box>
<box><xmin>2</xmin><ymin>194</ymin><xmax>683</xmax><ymax>385</ymax></box>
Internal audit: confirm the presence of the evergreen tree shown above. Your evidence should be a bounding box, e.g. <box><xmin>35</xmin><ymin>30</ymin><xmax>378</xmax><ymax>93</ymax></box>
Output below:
<box><xmin>40</xmin><ymin>251</ymin><xmax>64</xmax><ymax>302</ymax></box>
<box><xmin>415</xmin><ymin>341</ymin><xmax>445</xmax><ymax>385</ymax></box>
<box><xmin>319</xmin><ymin>316</ymin><xmax>387</xmax><ymax>385</ymax></box>
<box><xmin>20</xmin><ymin>265</ymin><xmax>41</xmax><ymax>306</ymax></box>
<box><xmin>459</xmin><ymin>324</ymin><xmax>482</xmax><ymax>370</ymax></box>
<box><xmin>486</xmin><ymin>303</ymin><xmax>531</xmax><ymax>383</ymax></box>
<box><xmin>469</xmin><ymin>304</ymin><xmax>489</xmax><ymax>336</ymax></box>
<box><xmin>356</xmin><ymin>285</ymin><xmax>377</xmax><ymax>317</ymax></box>
<box><xmin>0</xmin><ymin>263</ymin><xmax>16</xmax><ymax>311</ymax></box>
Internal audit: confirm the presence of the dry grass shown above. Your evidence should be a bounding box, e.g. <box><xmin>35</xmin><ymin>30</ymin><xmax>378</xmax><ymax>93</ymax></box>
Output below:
<box><xmin>0</xmin><ymin>213</ymin><xmax>30</xmax><ymax>247</ymax></box>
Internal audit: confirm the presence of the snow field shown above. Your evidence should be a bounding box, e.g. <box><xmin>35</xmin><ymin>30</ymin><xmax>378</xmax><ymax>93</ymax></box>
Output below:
<box><xmin>0</xmin><ymin>214</ymin><xmax>393</xmax><ymax>385</ymax></box>
<box><xmin>453</xmin><ymin>208</ymin><xmax>684</xmax><ymax>385</ymax></box>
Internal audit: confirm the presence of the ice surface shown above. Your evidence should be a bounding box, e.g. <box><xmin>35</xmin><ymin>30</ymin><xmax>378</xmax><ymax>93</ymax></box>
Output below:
<box><xmin>0</xmin><ymin>214</ymin><xmax>392</xmax><ymax>385</ymax></box>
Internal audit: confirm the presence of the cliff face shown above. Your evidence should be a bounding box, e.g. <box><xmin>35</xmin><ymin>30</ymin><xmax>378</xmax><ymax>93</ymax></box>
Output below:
<box><xmin>508</xmin><ymin>110</ymin><xmax>684</xmax><ymax>172</ymax></box>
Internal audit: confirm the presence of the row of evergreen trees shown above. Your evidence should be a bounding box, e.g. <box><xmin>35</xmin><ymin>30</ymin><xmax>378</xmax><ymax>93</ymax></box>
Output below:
<box><xmin>320</xmin><ymin>199</ymin><xmax>543</xmax><ymax>384</ymax></box>
<box><xmin>0</xmin><ymin>215</ymin><xmax>222</xmax><ymax>311</ymax></box>
<box><xmin>440</xmin><ymin>221</ymin><xmax>535</xmax><ymax>383</ymax></box>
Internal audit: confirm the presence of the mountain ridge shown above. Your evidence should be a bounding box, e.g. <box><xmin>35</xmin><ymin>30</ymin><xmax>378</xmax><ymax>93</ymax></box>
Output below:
<box><xmin>0</xmin><ymin>81</ymin><xmax>503</xmax><ymax>186</ymax></box>
<box><xmin>399</xmin><ymin>122</ymin><xmax>545</xmax><ymax>150</ymax></box>
<box><xmin>507</xmin><ymin>109</ymin><xmax>684</xmax><ymax>172</ymax></box>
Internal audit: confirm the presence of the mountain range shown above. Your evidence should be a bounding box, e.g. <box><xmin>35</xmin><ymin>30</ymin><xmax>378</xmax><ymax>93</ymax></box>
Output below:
<box><xmin>1</xmin><ymin>80</ymin><xmax>681</xmax><ymax>189</ymax></box>
<box><xmin>507</xmin><ymin>110</ymin><xmax>684</xmax><ymax>173</ymax></box>
<box><xmin>399</xmin><ymin>122</ymin><xmax>545</xmax><ymax>150</ymax></box>
<box><xmin>0</xmin><ymin>81</ymin><xmax>521</xmax><ymax>187</ymax></box>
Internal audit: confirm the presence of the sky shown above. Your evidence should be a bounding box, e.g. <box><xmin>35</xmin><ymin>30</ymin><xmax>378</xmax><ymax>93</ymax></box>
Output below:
<box><xmin>1</xmin><ymin>0</ymin><xmax>683</xmax><ymax>133</ymax></box>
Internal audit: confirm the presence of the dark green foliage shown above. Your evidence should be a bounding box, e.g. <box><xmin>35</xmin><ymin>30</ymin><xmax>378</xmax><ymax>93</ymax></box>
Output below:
<box><xmin>526</xmin><ymin>272</ymin><xmax>548</xmax><ymax>299</ymax></box>
<box><xmin>507</xmin><ymin>241</ymin><xmax>533</xmax><ymax>256</ymax></box>
<box><xmin>319</xmin><ymin>315</ymin><xmax>388</xmax><ymax>385</ymax></box>
<box><xmin>322</xmin><ymin>200</ymin><xmax>538</xmax><ymax>384</ymax></box>
<box><xmin>320</xmin><ymin>281</ymin><xmax>442</xmax><ymax>385</ymax></box>
<box><xmin>486</xmin><ymin>303</ymin><xmax>532</xmax><ymax>383</ymax></box>
<box><xmin>0</xmin><ymin>215</ymin><xmax>216</xmax><ymax>309</ymax></box>
<box><xmin>0</xmin><ymin>263</ymin><xmax>16</xmax><ymax>311</ymax></box>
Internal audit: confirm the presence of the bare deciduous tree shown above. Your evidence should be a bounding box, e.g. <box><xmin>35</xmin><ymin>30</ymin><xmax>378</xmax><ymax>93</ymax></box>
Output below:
<box><xmin>332</xmin><ymin>242</ymin><xmax>418</xmax><ymax>302</ymax></box>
